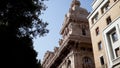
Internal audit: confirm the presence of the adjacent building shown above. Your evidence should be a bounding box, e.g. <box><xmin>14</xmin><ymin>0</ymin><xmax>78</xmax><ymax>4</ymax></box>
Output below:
<box><xmin>42</xmin><ymin>0</ymin><xmax>95</xmax><ymax>68</ymax></box>
<box><xmin>87</xmin><ymin>0</ymin><xmax>120</xmax><ymax>68</ymax></box>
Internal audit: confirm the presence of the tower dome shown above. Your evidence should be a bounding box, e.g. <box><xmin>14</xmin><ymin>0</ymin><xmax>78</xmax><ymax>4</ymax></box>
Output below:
<box><xmin>71</xmin><ymin>0</ymin><xmax>81</xmax><ymax>7</ymax></box>
<box><xmin>67</xmin><ymin>0</ymin><xmax>89</xmax><ymax>22</ymax></box>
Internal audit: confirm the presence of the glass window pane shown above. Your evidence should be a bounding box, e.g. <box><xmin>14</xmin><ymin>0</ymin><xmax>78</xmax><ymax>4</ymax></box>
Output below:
<box><xmin>111</xmin><ymin>31</ymin><xmax>118</xmax><ymax>42</ymax></box>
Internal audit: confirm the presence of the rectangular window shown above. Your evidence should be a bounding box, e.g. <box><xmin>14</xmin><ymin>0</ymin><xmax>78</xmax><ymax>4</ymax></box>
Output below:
<box><xmin>115</xmin><ymin>48</ymin><xmax>120</xmax><ymax>57</ymax></box>
<box><xmin>92</xmin><ymin>13</ymin><xmax>99</xmax><ymax>24</ymax></box>
<box><xmin>100</xmin><ymin>56</ymin><xmax>104</xmax><ymax>65</ymax></box>
<box><xmin>111</xmin><ymin>31</ymin><xmax>118</xmax><ymax>42</ymax></box>
<box><xmin>106</xmin><ymin>16</ymin><xmax>112</xmax><ymax>25</ymax></box>
<box><xmin>104</xmin><ymin>3</ymin><xmax>109</xmax><ymax>11</ymax></box>
<box><xmin>82</xmin><ymin>29</ymin><xmax>86</xmax><ymax>35</ymax></box>
<box><xmin>92</xmin><ymin>18</ymin><xmax>94</xmax><ymax>24</ymax></box>
<box><xmin>94</xmin><ymin>13</ymin><xmax>98</xmax><ymax>21</ymax></box>
<box><xmin>98</xmin><ymin>41</ymin><xmax>102</xmax><ymax>50</ymax></box>
<box><xmin>96</xmin><ymin>27</ymin><xmax>99</xmax><ymax>35</ymax></box>
<box><xmin>101</xmin><ymin>7</ymin><xmax>104</xmax><ymax>14</ymax></box>
<box><xmin>114</xmin><ymin>0</ymin><xmax>117</xmax><ymax>2</ymax></box>
<box><xmin>101</xmin><ymin>2</ymin><xmax>109</xmax><ymax>14</ymax></box>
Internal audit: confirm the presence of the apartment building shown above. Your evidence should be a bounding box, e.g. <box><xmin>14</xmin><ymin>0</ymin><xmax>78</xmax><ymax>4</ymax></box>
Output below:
<box><xmin>87</xmin><ymin>0</ymin><xmax>120</xmax><ymax>68</ymax></box>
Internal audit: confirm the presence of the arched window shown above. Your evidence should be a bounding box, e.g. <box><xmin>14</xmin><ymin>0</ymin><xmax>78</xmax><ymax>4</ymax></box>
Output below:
<box><xmin>82</xmin><ymin>25</ymin><xmax>86</xmax><ymax>35</ymax></box>
<box><xmin>82</xmin><ymin>57</ymin><xmax>93</xmax><ymax>68</ymax></box>
<box><xmin>82</xmin><ymin>28</ymin><xmax>86</xmax><ymax>35</ymax></box>
<box><xmin>67</xmin><ymin>60</ymin><xmax>71</xmax><ymax>68</ymax></box>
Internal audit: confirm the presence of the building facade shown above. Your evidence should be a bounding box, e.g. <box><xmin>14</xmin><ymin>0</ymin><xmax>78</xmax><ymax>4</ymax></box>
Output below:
<box><xmin>88</xmin><ymin>0</ymin><xmax>120</xmax><ymax>68</ymax></box>
<box><xmin>42</xmin><ymin>0</ymin><xmax>95</xmax><ymax>68</ymax></box>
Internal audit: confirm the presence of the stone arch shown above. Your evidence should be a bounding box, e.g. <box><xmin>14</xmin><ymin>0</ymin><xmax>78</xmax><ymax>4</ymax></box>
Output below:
<box><xmin>82</xmin><ymin>56</ymin><xmax>93</xmax><ymax>68</ymax></box>
<box><xmin>67</xmin><ymin>59</ymin><xmax>71</xmax><ymax>68</ymax></box>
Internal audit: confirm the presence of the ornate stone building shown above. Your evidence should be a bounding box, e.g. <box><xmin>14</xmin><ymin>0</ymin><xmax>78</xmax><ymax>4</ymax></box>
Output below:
<box><xmin>42</xmin><ymin>0</ymin><xmax>95</xmax><ymax>68</ymax></box>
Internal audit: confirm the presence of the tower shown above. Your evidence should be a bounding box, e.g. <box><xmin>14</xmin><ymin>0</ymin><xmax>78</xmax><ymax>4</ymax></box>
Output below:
<box><xmin>59</xmin><ymin>0</ymin><xmax>95</xmax><ymax>68</ymax></box>
<box><xmin>42</xmin><ymin>0</ymin><xmax>95</xmax><ymax>68</ymax></box>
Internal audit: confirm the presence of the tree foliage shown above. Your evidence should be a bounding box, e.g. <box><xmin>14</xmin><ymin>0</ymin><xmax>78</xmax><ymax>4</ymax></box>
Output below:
<box><xmin>0</xmin><ymin>0</ymin><xmax>48</xmax><ymax>68</ymax></box>
<box><xmin>0</xmin><ymin>0</ymin><xmax>48</xmax><ymax>38</ymax></box>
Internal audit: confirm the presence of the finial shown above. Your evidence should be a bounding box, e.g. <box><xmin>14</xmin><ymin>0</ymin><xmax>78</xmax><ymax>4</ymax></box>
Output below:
<box><xmin>69</xmin><ymin>0</ymin><xmax>81</xmax><ymax>13</ymax></box>
<box><xmin>74</xmin><ymin>0</ymin><xmax>77</xmax><ymax>1</ymax></box>
<box><xmin>71</xmin><ymin>0</ymin><xmax>81</xmax><ymax>7</ymax></box>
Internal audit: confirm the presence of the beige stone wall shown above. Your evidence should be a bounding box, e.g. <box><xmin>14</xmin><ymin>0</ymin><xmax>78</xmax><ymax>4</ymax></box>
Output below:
<box><xmin>88</xmin><ymin>0</ymin><xmax>120</xmax><ymax>68</ymax></box>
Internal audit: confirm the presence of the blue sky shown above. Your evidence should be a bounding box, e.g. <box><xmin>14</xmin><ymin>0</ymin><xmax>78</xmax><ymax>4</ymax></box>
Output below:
<box><xmin>33</xmin><ymin>0</ymin><xmax>93</xmax><ymax>61</ymax></box>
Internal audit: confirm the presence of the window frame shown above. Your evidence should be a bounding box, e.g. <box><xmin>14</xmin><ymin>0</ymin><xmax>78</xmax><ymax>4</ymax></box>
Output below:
<box><xmin>101</xmin><ymin>2</ymin><xmax>109</xmax><ymax>14</ymax></box>
<box><xmin>100</xmin><ymin>56</ymin><xmax>104</xmax><ymax>65</ymax></box>
<box><xmin>106</xmin><ymin>16</ymin><xmax>112</xmax><ymax>25</ymax></box>
<box><xmin>92</xmin><ymin>12</ymin><xmax>99</xmax><ymax>24</ymax></box>
<box><xmin>114</xmin><ymin>0</ymin><xmax>117</xmax><ymax>2</ymax></box>
<box><xmin>95</xmin><ymin>27</ymin><xmax>100</xmax><ymax>36</ymax></box>
<box><xmin>98</xmin><ymin>41</ymin><xmax>102</xmax><ymax>50</ymax></box>
<box><xmin>115</xmin><ymin>47</ymin><xmax>120</xmax><ymax>57</ymax></box>
<box><xmin>82</xmin><ymin>28</ymin><xmax>86</xmax><ymax>35</ymax></box>
<box><xmin>111</xmin><ymin>31</ymin><xmax>118</xmax><ymax>43</ymax></box>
